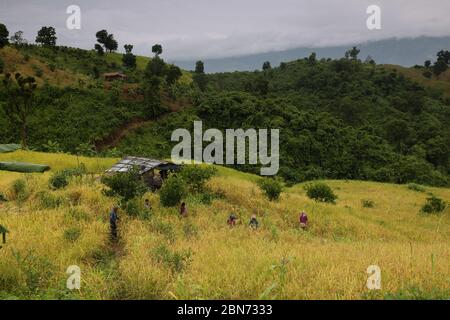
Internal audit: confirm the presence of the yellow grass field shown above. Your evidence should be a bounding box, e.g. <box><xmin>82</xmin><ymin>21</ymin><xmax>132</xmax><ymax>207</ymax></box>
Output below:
<box><xmin>0</xmin><ymin>151</ymin><xmax>449</xmax><ymax>299</ymax></box>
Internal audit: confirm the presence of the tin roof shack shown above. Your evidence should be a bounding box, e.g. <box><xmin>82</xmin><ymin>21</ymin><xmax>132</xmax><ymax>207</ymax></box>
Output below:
<box><xmin>103</xmin><ymin>72</ymin><xmax>127</xmax><ymax>82</ymax></box>
<box><xmin>105</xmin><ymin>156</ymin><xmax>181</xmax><ymax>190</ymax></box>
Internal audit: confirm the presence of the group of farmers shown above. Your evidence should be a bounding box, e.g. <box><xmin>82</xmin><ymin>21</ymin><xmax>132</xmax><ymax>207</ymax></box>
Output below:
<box><xmin>109</xmin><ymin>200</ymin><xmax>309</xmax><ymax>240</ymax></box>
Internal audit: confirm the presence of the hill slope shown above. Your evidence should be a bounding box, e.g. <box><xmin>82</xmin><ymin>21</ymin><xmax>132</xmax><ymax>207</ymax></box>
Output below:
<box><xmin>0</xmin><ymin>151</ymin><xmax>449</xmax><ymax>299</ymax></box>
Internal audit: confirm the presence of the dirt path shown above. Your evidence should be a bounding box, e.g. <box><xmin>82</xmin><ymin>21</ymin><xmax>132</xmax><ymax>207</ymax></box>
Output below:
<box><xmin>95</xmin><ymin>118</ymin><xmax>150</xmax><ymax>152</ymax></box>
<box><xmin>95</xmin><ymin>98</ymin><xmax>191</xmax><ymax>152</ymax></box>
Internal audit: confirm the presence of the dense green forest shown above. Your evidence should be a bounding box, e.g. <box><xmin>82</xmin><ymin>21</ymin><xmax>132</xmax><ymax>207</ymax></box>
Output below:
<box><xmin>0</xmin><ymin>24</ymin><xmax>449</xmax><ymax>186</ymax></box>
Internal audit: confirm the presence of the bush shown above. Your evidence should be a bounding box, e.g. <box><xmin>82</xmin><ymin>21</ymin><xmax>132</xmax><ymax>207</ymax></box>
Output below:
<box><xmin>152</xmin><ymin>244</ymin><xmax>192</xmax><ymax>274</ymax></box>
<box><xmin>408</xmin><ymin>183</ymin><xmax>426</xmax><ymax>192</ymax></box>
<box><xmin>0</xmin><ymin>57</ymin><xmax>4</xmax><ymax>73</ymax></box>
<box><xmin>49</xmin><ymin>165</ymin><xmax>87</xmax><ymax>190</ymax></box>
<box><xmin>179</xmin><ymin>165</ymin><xmax>217</xmax><ymax>193</ymax></box>
<box><xmin>0</xmin><ymin>192</ymin><xmax>7</xmax><ymax>202</ymax></box>
<box><xmin>257</xmin><ymin>177</ymin><xmax>284</xmax><ymax>201</ymax></box>
<box><xmin>304</xmin><ymin>182</ymin><xmax>337</xmax><ymax>203</ymax></box>
<box><xmin>49</xmin><ymin>171</ymin><xmax>69</xmax><ymax>189</ymax></box>
<box><xmin>37</xmin><ymin>191</ymin><xmax>63</xmax><ymax>209</ymax></box>
<box><xmin>11</xmin><ymin>179</ymin><xmax>29</xmax><ymax>203</ymax></box>
<box><xmin>362</xmin><ymin>199</ymin><xmax>375</xmax><ymax>208</ymax></box>
<box><xmin>421</xmin><ymin>196</ymin><xmax>446</xmax><ymax>214</ymax></box>
<box><xmin>63</xmin><ymin>227</ymin><xmax>81</xmax><ymax>242</ymax></box>
<box><xmin>159</xmin><ymin>174</ymin><xmax>186</xmax><ymax>207</ymax></box>
<box><xmin>101</xmin><ymin>167</ymin><xmax>147</xmax><ymax>202</ymax></box>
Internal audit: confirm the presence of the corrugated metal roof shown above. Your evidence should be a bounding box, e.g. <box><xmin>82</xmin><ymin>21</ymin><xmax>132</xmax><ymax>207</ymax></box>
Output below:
<box><xmin>105</xmin><ymin>156</ymin><xmax>171</xmax><ymax>174</ymax></box>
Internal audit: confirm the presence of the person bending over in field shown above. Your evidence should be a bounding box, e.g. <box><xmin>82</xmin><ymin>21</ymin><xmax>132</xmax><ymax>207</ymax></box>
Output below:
<box><xmin>110</xmin><ymin>206</ymin><xmax>119</xmax><ymax>240</ymax></box>
<box><xmin>299</xmin><ymin>211</ymin><xmax>308</xmax><ymax>230</ymax></box>
<box><xmin>180</xmin><ymin>202</ymin><xmax>188</xmax><ymax>217</ymax></box>
<box><xmin>249</xmin><ymin>214</ymin><xmax>259</xmax><ymax>230</ymax></box>
<box><xmin>227</xmin><ymin>214</ymin><xmax>237</xmax><ymax>227</ymax></box>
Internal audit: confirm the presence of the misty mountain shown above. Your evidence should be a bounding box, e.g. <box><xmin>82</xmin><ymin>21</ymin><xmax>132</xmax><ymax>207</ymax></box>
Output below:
<box><xmin>173</xmin><ymin>36</ymin><xmax>450</xmax><ymax>73</ymax></box>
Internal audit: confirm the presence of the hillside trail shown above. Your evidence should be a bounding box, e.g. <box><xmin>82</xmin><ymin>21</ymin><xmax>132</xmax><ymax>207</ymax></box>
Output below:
<box><xmin>95</xmin><ymin>97</ymin><xmax>191</xmax><ymax>152</ymax></box>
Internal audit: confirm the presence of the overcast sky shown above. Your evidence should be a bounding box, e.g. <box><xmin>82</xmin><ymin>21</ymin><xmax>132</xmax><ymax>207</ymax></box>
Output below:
<box><xmin>1</xmin><ymin>0</ymin><xmax>449</xmax><ymax>61</ymax></box>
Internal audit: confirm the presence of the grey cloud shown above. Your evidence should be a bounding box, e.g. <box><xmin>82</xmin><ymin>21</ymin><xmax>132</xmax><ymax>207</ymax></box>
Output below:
<box><xmin>0</xmin><ymin>0</ymin><xmax>449</xmax><ymax>60</ymax></box>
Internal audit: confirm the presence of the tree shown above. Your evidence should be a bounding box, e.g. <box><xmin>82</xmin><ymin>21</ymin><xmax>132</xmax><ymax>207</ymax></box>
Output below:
<box><xmin>166</xmin><ymin>64</ymin><xmax>182</xmax><ymax>86</ymax></box>
<box><xmin>345</xmin><ymin>46</ymin><xmax>360</xmax><ymax>60</ymax></box>
<box><xmin>35</xmin><ymin>26</ymin><xmax>56</xmax><ymax>46</ymax></box>
<box><xmin>94</xmin><ymin>43</ymin><xmax>104</xmax><ymax>55</ymax></box>
<box><xmin>193</xmin><ymin>60</ymin><xmax>207</xmax><ymax>91</ymax></box>
<box><xmin>308</xmin><ymin>52</ymin><xmax>317</xmax><ymax>65</ymax></box>
<box><xmin>152</xmin><ymin>44</ymin><xmax>162</xmax><ymax>56</ymax></box>
<box><xmin>2</xmin><ymin>73</ymin><xmax>37</xmax><ymax>148</ymax></box>
<box><xmin>433</xmin><ymin>58</ymin><xmax>448</xmax><ymax>77</ymax></box>
<box><xmin>10</xmin><ymin>31</ymin><xmax>27</xmax><ymax>45</ymax></box>
<box><xmin>0</xmin><ymin>23</ymin><xmax>9</xmax><ymax>48</ymax></box>
<box><xmin>122</xmin><ymin>44</ymin><xmax>136</xmax><ymax>69</ymax></box>
<box><xmin>424</xmin><ymin>60</ymin><xmax>431</xmax><ymax>68</ymax></box>
<box><xmin>262</xmin><ymin>61</ymin><xmax>271</xmax><ymax>71</ymax></box>
<box><xmin>95</xmin><ymin>30</ymin><xmax>117</xmax><ymax>53</ymax></box>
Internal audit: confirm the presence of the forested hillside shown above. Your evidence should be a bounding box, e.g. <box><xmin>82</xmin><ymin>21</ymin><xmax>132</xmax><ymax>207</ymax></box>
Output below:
<box><xmin>0</xmin><ymin>34</ymin><xmax>449</xmax><ymax>186</ymax></box>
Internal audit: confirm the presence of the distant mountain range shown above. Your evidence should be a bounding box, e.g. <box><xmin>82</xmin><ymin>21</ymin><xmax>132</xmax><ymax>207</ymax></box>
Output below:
<box><xmin>172</xmin><ymin>36</ymin><xmax>450</xmax><ymax>73</ymax></box>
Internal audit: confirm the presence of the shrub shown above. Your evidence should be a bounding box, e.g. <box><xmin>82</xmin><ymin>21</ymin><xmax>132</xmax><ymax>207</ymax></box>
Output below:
<box><xmin>179</xmin><ymin>165</ymin><xmax>217</xmax><ymax>193</ymax></box>
<box><xmin>11</xmin><ymin>179</ymin><xmax>29</xmax><ymax>203</ymax></box>
<box><xmin>101</xmin><ymin>167</ymin><xmax>147</xmax><ymax>202</ymax></box>
<box><xmin>362</xmin><ymin>199</ymin><xmax>375</xmax><ymax>208</ymax></box>
<box><xmin>37</xmin><ymin>191</ymin><xmax>63</xmax><ymax>209</ymax></box>
<box><xmin>421</xmin><ymin>196</ymin><xmax>446</xmax><ymax>214</ymax></box>
<box><xmin>408</xmin><ymin>183</ymin><xmax>426</xmax><ymax>192</ymax></box>
<box><xmin>63</xmin><ymin>227</ymin><xmax>81</xmax><ymax>242</ymax></box>
<box><xmin>49</xmin><ymin>171</ymin><xmax>69</xmax><ymax>189</ymax></box>
<box><xmin>0</xmin><ymin>57</ymin><xmax>4</xmax><ymax>73</ymax></box>
<box><xmin>159</xmin><ymin>174</ymin><xmax>186</xmax><ymax>207</ymax></box>
<box><xmin>257</xmin><ymin>177</ymin><xmax>284</xmax><ymax>201</ymax></box>
<box><xmin>150</xmin><ymin>219</ymin><xmax>176</xmax><ymax>243</ymax></box>
<box><xmin>304</xmin><ymin>182</ymin><xmax>337</xmax><ymax>203</ymax></box>
<box><xmin>0</xmin><ymin>192</ymin><xmax>7</xmax><ymax>202</ymax></box>
<box><xmin>49</xmin><ymin>165</ymin><xmax>86</xmax><ymax>190</ymax></box>
<box><xmin>122</xmin><ymin>198</ymin><xmax>140</xmax><ymax>217</ymax></box>
<box><xmin>152</xmin><ymin>244</ymin><xmax>192</xmax><ymax>274</ymax></box>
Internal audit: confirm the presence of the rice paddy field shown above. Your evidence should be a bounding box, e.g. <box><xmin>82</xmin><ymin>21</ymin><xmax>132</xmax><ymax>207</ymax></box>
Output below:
<box><xmin>0</xmin><ymin>151</ymin><xmax>449</xmax><ymax>300</ymax></box>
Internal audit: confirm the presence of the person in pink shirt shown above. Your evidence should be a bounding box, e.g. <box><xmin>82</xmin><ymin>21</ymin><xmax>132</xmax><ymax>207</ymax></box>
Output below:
<box><xmin>299</xmin><ymin>211</ymin><xmax>308</xmax><ymax>230</ymax></box>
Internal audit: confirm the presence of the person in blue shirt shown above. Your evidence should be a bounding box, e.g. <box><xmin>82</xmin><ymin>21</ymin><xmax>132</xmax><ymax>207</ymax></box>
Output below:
<box><xmin>110</xmin><ymin>206</ymin><xmax>119</xmax><ymax>240</ymax></box>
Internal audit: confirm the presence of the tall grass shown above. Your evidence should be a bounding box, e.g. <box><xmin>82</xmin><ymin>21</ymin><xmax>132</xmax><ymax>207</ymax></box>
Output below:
<box><xmin>0</xmin><ymin>151</ymin><xmax>449</xmax><ymax>299</ymax></box>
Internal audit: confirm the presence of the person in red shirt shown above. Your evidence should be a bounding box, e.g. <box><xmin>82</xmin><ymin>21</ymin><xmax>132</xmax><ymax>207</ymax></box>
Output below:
<box><xmin>299</xmin><ymin>211</ymin><xmax>308</xmax><ymax>230</ymax></box>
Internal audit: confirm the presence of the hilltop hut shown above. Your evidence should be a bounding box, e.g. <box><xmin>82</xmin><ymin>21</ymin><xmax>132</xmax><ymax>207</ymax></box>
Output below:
<box><xmin>105</xmin><ymin>156</ymin><xmax>181</xmax><ymax>190</ymax></box>
<box><xmin>103</xmin><ymin>72</ymin><xmax>127</xmax><ymax>81</ymax></box>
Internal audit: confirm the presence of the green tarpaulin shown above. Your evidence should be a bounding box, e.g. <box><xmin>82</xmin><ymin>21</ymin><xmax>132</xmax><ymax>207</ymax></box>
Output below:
<box><xmin>0</xmin><ymin>161</ymin><xmax>50</xmax><ymax>173</ymax></box>
<box><xmin>0</xmin><ymin>144</ymin><xmax>21</xmax><ymax>153</ymax></box>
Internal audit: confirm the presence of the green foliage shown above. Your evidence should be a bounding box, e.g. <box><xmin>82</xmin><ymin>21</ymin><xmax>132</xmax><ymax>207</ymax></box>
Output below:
<box><xmin>408</xmin><ymin>183</ymin><xmax>426</xmax><ymax>192</ymax></box>
<box><xmin>152</xmin><ymin>244</ymin><xmax>192</xmax><ymax>274</ymax></box>
<box><xmin>101</xmin><ymin>167</ymin><xmax>147</xmax><ymax>202</ymax></box>
<box><xmin>0</xmin><ymin>23</ymin><xmax>9</xmax><ymax>48</ymax></box>
<box><xmin>35</xmin><ymin>26</ymin><xmax>57</xmax><ymax>46</ymax></box>
<box><xmin>37</xmin><ymin>191</ymin><xmax>64</xmax><ymax>209</ymax></box>
<box><xmin>63</xmin><ymin>227</ymin><xmax>81</xmax><ymax>242</ymax></box>
<box><xmin>257</xmin><ymin>177</ymin><xmax>284</xmax><ymax>201</ymax></box>
<box><xmin>179</xmin><ymin>165</ymin><xmax>217</xmax><ymax>193</ymax></box>
<box><xmin>48</xmin><ymin>165</ymin><xmax>86</xmax><ymax>190</ymax></box>
<box><xmin>0</xmin><ymin>57</ymin><xmax>4</xmax><ymax>73</ymax></box>
<box><xmin>11</xmin><ymin>178</ymin><xmax>29</xmax><ymax>203</ymax></box>
<box><xmin>361</xmin><ymin>199</ymin><xmax>375</xmax><ymax>208</ymax></box>
<box><xmin>159</xmin><ymin>174</ymin><xmax>186</xmax><ymax>207</ymax></box>
<box><xmin>49</xmin><ymin>171</ymin><xmax>69</xmax><ymax>189</ymax></box>
<box><xmin>304</xmin><ymin>182</ymin><xmax>337</xmax><ymax>203</ymax></box>
<box><xmin>421</xmin><ymin>196</ymin><xmax>446</xmax><ymax>214</ymax></box>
